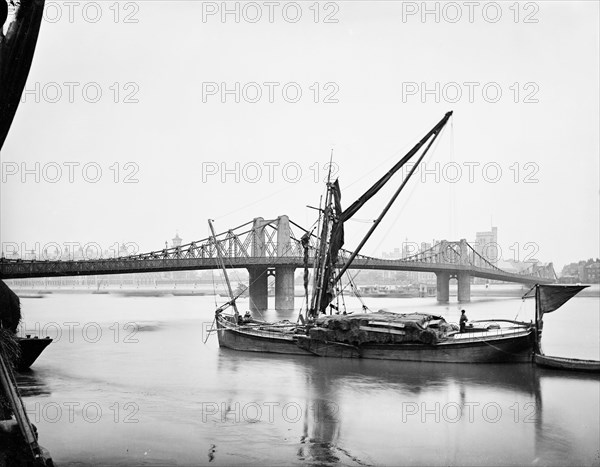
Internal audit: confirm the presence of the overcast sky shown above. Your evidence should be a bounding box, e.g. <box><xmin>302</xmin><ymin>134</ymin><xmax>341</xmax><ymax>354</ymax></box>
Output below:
<box><xmin>1</xmin><ymin>1</ymin><xmax>598</xmax><ymax>270</ymax></box>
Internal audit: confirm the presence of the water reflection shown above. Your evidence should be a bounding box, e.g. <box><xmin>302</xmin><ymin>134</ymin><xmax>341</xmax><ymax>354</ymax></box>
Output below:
<box><xmin>298</xmin><ymin>365</ymin><xmax>341</xmax><ymax>465</ymax></box>
<box><xmin>215</xmin><ymin>348</ymin><xmax>598</xmax><ymax>466</ymax></box>
<box><xmin>15</xmin><ymin>369</ymin><xmax>52</xmax><ymax>397</ymax></box>
<box><xmin>534</xmin><ymin>370</ymin><xmax>600</xmax><ymax>466</ymax></box>
<box><xmin>15</xmin><ymin>293</ymin><xmax>598</xmax><ymax>466</ymax></box>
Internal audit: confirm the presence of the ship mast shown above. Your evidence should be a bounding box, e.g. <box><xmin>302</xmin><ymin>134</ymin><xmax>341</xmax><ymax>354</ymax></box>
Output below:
<box><xmin>309</xmin><ymin>152</ymin><xmax>335</xmax><ymax>318</ymax></box>
<box><xmin>208</xmin><ymin>219</ymin><xmax>239</xmax><ymax>315</ymax></box>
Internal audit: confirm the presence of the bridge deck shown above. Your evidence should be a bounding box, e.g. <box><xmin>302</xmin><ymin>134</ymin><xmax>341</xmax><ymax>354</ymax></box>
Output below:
<box><xmin>0</xmin><ymin>256</ymin><xmax>553</xmax><ymax>284</ymax></box>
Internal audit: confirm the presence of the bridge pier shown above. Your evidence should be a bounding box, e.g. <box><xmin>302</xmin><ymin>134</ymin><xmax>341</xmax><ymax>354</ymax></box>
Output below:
<box><xmin>436</xmin><ymin>271</ymin><xmax>471</xmax><ymax>303</ymax></box>
<box><xmin>248</xmin><ymin>267</ymin><xmax>268</xmax><ymax>312</ymax></box>
<box><xmin>436</xmin><ymin>272</ymin><xmax>450</xmax><ymax>303</ymax></box>
<box><xmin>275</xmin><ymin>266</ymin><xmax>295</xmax><ymax>310</ymax></box>
<box><xmin>457</xmin><ymin>271</ymin><xmax>471</xmax><ymax>303</ymax></box>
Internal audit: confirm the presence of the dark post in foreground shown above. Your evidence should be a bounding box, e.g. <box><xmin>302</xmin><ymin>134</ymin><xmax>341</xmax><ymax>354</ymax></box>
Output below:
<box><xmin>0</xmin><ymin>0</ymin><xmax>46</xmax><ymax>149</ymax></box>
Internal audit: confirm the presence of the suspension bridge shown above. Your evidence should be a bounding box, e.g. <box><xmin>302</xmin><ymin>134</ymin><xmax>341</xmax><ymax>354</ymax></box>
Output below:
<box><xmin>0</xmin><ymin>216</ymin><xmax>556</xmax><ymax>309</ymax></box>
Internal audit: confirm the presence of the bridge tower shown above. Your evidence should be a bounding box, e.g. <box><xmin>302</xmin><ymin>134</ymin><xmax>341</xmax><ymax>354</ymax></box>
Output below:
<box><xmin>457</xmin><ymin>239</ymin><xmax>471</xmax><ymax>303</ymax></box>
<box><xmin>435</xmin><ymin>241</ymin><xmax>450</xmax><ymax>303</ymax></box>
<box><xmin>247</xmin><ymin>216</ymin><xmax>296</xmax><ymax>312</ymax></box>
<box><xmin>435</xmin><ymin>239</ymin><xmax>471</xmax><ymax>303</ymax></box>
<box><xmin>248</xmin><ymin>217</ymin><xmax>269</xmax><ymax>312</ymax></box>
<box><xmin>275</xmin><ymin>215</ymin><xmax>295</xmax><ymax>311</ymax></box>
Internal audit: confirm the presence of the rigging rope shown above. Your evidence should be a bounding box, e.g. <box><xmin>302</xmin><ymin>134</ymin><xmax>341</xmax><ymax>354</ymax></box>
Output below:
<box><xmin>448</xmin><ymin>115</ymin><xmax>457</xmax><ymax>240</ymax></box>
<box><xmin>480</xmin><ymin>335</ymin><xmax>531</xmax><ymax>356</ymax></box>
<box><xmin>339</xmin><ymin>280</ymin><xmax>347</xmax><ymax>314</ymax></box>
<box><xmin>214</xmin><ymin>165</ymin><xmax>325</xmax><ymax>222</ymax></box>
<box><xmin>211</xmin><ymin>268</ymin><xmax>218</xmax><ymax>308</ymax></box>
<box><xmin>513</xmin><ymin>296</ymin><xmax>530</xmax><ymax>322</ymax></box>
<box><xmin>343</xmin><ymin>270</ymin><xmax>370</xmax><ymax>312</ymax></box>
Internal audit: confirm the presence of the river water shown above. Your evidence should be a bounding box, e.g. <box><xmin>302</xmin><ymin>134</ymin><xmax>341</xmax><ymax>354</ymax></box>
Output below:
<box><xmin>14</xmin><ymin>292</ymin><xmax>600</xmax><ymax>466</ymax></box>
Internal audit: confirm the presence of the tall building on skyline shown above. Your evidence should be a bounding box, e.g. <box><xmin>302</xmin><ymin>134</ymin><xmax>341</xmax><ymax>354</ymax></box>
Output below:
<box><xmin>172</xmin><ymin>233</ymin><xmax>182</xmax><ymax>248</ymax></box>
<box><xmin>474</xmin><ymin>226</ymin><xmax>498</xmax><ymax>264</ymax></box>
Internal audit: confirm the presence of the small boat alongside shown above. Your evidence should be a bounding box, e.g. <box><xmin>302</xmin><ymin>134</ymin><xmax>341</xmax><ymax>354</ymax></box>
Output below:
<box><xmin>17</xmin><ymin>293</ymin><xmax>44</xmax><ymax>299</ymax></box>
<box><xmin>1</xmin><ymin>280</ymin><xmax>53</xmax><ymax>370</ymax></box>
<box><xmin>525</xmin><ymin>283</ymin><xmax>600</xmax><ymax>372</ymax></box>
<box><xmin>16</xmin><ymin>336</ymin><xmax>52</xmax><ymax>370</ymax></box>
<box><xmin>534</xmin><ymin>354</ymin><xmax>600</xmax><ymax>373</ymax></box>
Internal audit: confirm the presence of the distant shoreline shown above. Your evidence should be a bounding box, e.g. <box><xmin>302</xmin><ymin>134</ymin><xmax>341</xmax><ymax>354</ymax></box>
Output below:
<box><xmin>11</xmin><ymin>283</ymin><xmax>600</xmax><ymax>298</ymax></box>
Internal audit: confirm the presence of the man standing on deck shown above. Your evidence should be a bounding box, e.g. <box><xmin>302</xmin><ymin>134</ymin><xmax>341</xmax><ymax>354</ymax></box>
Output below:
<box><xmin>459</xmin><ymin>310</ymin><xmax>468</xmax><ymax>333</ymax></box>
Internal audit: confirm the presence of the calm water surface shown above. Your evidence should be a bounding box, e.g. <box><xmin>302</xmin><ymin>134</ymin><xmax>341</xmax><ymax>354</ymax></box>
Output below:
<box><xmin>14</xmin><ymin>293</ymin><xmax>600</xmax><ymax>466</ymax></box>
